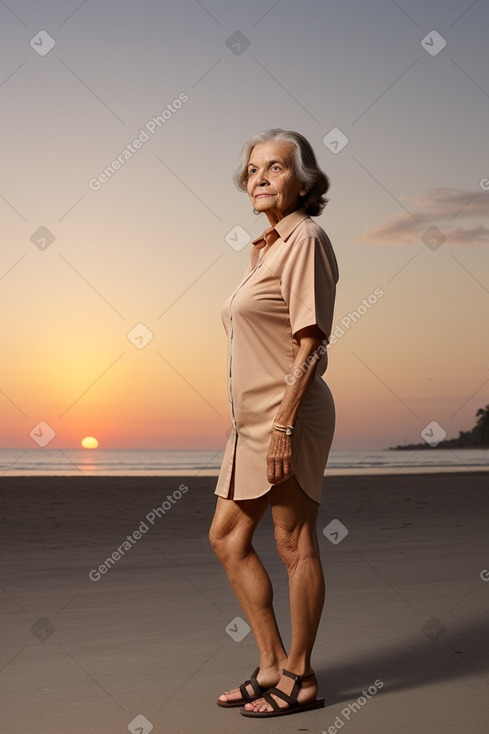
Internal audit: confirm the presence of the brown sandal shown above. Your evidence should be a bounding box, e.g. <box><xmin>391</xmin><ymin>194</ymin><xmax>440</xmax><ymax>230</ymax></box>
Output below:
<box><xmin>240</xmin><ymin>668</ymin><xmax>325</xmax><ymax>717</ymax></box>
<box><xmin>217</xmin><ymin>667</ymin><xmax>270</xmax><ymax>708</ymax></box>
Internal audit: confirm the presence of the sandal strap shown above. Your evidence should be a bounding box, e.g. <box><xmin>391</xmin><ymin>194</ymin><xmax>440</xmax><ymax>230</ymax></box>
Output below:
<box><xmin>239</xmin><ymin>667</ymin><xmax>263</xmax><ymax>701</ymax></box>
<box><xmin>259</xmin><ymin>671</ymin><xmax>317</xmax><ymax>711</ymax></box>
<box><xmin>281</xmin><ymin>669</ymin><xmax>316</xmax><ymax>700</ymax></box>
<box><xmin>263</xmin><ymin>687</ymin><xmax>295</xmax><ymax>711</ymax></box>
<box><xmin>282</xmin><ymin>668</ymin><xmax>316</xmax><ymax>682</ymax></box>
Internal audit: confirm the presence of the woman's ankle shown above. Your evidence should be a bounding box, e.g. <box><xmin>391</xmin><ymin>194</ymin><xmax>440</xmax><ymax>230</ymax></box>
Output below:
<box><xmin>259</xmin><ymin>653</ymin><xmax>288</xmax><ymax>673</ymax></box>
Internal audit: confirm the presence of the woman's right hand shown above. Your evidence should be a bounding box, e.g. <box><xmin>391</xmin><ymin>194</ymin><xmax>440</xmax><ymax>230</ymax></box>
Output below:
<box><xmin>266</xmin><ymin>429</ymin><xmax>294</xmax><ymax>485</ymax></box>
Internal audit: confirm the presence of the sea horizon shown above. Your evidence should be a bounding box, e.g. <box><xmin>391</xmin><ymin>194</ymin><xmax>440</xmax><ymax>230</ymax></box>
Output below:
<box><xmin>1</xmin><ymin>447</ymin><xmax>488</xmax><ymax>477</ymax></box>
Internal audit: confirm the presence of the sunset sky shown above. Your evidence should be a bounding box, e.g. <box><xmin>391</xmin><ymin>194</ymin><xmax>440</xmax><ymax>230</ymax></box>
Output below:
<box><xmin>1</xmin><ymin>0</ymin><xmax>488</xmax><ymax>451</ymax></box>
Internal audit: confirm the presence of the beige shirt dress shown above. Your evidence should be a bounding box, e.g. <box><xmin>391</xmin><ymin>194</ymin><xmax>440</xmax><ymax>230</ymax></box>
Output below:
<box><xmin>214</xmin><ymin>207</ymin><xmax>339</xmax><ymax>504</ymax></box>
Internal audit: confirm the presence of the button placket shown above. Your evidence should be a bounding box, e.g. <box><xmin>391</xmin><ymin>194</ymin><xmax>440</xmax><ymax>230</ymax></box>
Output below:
<box><xmin>227</xmin><ymin>254</ymin><xmax>266</xmax><ymax>433</ymax></box>
<box><xmin>226</xmin><ymin>233</ymin><xmax>277</xmax><ymax>438</ymax></box>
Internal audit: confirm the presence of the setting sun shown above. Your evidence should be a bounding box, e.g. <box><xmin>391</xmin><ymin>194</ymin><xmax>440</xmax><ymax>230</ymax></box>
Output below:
<box><xmin>81</xmin><ymin>436</ymin><xmax>99</xmax><ymax>449</ymax></box>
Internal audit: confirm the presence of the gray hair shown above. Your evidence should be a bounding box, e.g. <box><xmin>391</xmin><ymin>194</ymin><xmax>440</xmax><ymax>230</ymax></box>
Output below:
<box><xmin>233</xmin><ymin>128</ymin><xmax>330</xmax><ymax>216</ymax></box>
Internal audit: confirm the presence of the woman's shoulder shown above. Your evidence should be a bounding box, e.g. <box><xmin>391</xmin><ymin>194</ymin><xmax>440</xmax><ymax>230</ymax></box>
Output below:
<box><xmin>289</xmin><ymin>215</ymin><xmax>339</xmax><ymax>282</ymax></box>
<box><xmin>293</xmin><ymin>215</ymin><xmax>333</xmax><ymax>247</ymax></box>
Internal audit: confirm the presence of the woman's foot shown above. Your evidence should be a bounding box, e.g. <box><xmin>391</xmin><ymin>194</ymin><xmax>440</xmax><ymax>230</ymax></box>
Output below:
<box><xmin>242</xmin><ymin>668</ymin><xmax>318</xmax><ymax>713</ymax></box>
<box><xmin>218</xmin><ymin>662</ymin><xmax>284</xmax><ymax>706</ymax></box>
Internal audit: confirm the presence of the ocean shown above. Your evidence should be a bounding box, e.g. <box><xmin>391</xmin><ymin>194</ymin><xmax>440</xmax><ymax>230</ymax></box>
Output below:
<box><xmin>1</xmin><ymin>448</ymin><xmax>488</xmax><ymax>477</ymax></box>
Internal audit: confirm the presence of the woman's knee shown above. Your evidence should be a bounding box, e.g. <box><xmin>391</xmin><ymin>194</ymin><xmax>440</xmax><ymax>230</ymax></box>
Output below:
<box><xmin>208</xmin><ymin>520</ymin><xmax>229</xmax><ymax>560</ymax></box>
<box><xmin>209</xmin><ymin>497</ymin><xmax>266</xmax><ymax>563</ymax></box>
<box><xmin>209</xmin><ymin>520</ymin><xmax>252</xmax><ymax>565</ymax></box>
<box><xmin>274</xmin><ymin>523</ymin><xmax>318</xmax><ymax>571</ymax></box>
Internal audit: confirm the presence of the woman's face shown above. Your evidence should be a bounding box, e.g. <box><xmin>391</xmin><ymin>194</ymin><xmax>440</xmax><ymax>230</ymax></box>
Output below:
<box><xmin>246</xmin><ymin>141</ymin><xmax>307</xmax><ymax>218</ymax></box>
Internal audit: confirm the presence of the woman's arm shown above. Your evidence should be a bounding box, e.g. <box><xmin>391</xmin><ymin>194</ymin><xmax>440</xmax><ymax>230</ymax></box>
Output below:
<box><xmin>266</xmin><ymin>324</ymin><xmax>327</xmax><ymax>485</ymax></box>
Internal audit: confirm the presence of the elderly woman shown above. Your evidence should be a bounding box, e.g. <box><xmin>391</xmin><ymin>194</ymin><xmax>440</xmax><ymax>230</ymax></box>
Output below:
<box><xmin>209</xmin><ymin>129</ymin><xmax>339</xmax><ymax>718</ymax></box>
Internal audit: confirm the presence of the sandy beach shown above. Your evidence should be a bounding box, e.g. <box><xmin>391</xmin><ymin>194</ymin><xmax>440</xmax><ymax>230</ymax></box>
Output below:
<box><xmin>1</xmin><ymin>471</ymin><xmax>488</xmax><ymax>733</ymax></box>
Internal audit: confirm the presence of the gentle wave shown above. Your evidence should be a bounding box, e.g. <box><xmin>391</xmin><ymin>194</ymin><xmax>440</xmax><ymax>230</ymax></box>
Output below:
<box><xmin>0</xmin><ymin>448</ymin><xmax>488</xmax><ymax>477</ymax></box>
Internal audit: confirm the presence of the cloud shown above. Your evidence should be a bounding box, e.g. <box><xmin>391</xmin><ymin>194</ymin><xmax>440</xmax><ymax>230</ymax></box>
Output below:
<box><xmin>353</xmin><ymin>187</ymin><xmax>489</xmax><ymax>246</ymax></box>
<box><xmin>448</xmin><ymin>225</ymin><xmax>489</xmax><ymax>245</ymax></box>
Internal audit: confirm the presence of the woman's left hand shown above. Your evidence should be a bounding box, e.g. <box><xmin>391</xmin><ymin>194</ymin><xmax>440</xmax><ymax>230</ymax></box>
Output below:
<box><xmin>266</xmin><ymin>430</ymin><xmax>294</xmax><ymax>485</ymax></box>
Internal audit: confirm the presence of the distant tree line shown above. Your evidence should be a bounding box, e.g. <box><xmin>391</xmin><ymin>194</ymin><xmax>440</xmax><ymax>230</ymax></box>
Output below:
<box><xmin>390</xmin><ymin>405</ymin><xmax>489</xmax><ymax>450</ymax></box>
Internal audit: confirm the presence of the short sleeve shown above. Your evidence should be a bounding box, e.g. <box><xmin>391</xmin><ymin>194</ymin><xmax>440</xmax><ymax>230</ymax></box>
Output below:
<box><xmin>280</xmin><ymin>234</ymin><xmax>338</xmax><ymax>343</ymax></box>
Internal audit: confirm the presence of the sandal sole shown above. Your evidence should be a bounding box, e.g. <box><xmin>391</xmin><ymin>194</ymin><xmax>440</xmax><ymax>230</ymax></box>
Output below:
<box><xmin>240</xmin><ymin>698</ymin><xmax>325</xmax><ymax>717</ymax></box>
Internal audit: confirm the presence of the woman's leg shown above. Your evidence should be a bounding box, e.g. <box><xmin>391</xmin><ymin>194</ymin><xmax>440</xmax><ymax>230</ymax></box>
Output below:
<box><xmin>209</xmin><ymin>495</ymin><xmax>288</xmax><ymax>702</ymax></box>
<box><xmin>243</xmin><ymin>475</ymin><xmax>324</xmax><ymax>712</ymax></box>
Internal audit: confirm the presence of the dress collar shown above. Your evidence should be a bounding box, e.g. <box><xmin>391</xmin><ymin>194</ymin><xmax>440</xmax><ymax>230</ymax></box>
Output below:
<box><xmin>251</xmin><ymin>207</ymin><xmax>310</xmax><ymax>249</ymax></box>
